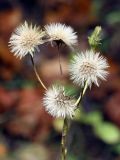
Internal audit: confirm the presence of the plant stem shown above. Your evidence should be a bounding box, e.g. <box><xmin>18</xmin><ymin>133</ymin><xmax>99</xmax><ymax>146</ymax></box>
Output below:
<box><xmin>56</xmin><ymin>44</ymin><xmax>63</xmax><ymax>76</ymax></box>
<box><xmin>61</xmin><ymin>117</ymin><xmax>69</xmax><ymax>160</ymax></box>
<box><xmin>75</xmin><ymin>81</ymin><xmax>88</xmax><ymax>107</ymax></box>
<box><xmin>30</xmin><ymin>55</ymin><xmax>47</xmax><ymax>90</ymax></box>
<box><xmin>57</xmin><ymin>49</ymin><xmax>63</xmax><ymax>75</ymax></box>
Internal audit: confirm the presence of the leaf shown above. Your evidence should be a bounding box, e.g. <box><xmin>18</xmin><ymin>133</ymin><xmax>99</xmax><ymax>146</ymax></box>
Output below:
<box><xmin>53</xmin><ymin>118</ymin><xmax>64</xmax><ymax>133</ymax></box>
<box><xmin>94</xmin><ymin>122</ymin><xmax>120</xmax><ymax>144</ymax></box>
<box><xmin>106</xmin><ymin>11</ymin><xmax>120</xmax><ymax>25</ymax></box>
<box><xmin>80</xmin><ymin>111</ymin><xmax>103</xmax><ymax>126</ymax></box>
<box><xmin>112</xmin><ymin>143</ymin><xmax>120</xmax><ymax>154</ymax></box>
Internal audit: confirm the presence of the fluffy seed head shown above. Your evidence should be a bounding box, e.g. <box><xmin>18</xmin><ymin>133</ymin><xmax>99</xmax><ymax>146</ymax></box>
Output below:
<box><xmin>43</xmin><ymin>85</ymin><xmax>76</xmax><ymax>118</ymax></box>
<box><xmin>69</xmin><ymin>50</ymin><xmax>109</xmax><ymax>88</ymax></box>
<box><xmin>9</xmin><ymin>21</ymin><xmax>45</xmax><ymax>59</ymax></box>
<box><xmin>44</xmin><ymin>23</ymin><xmax>77</xmax><ymax>47</ymax></box>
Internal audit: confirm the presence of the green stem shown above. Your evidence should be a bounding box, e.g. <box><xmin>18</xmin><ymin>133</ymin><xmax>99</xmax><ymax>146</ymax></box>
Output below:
<box><xmin>30</xmin><ymin>55</ymin><xmax>47</xmax><ymax>90</ymax></box>
<box><xmin>61</xmin><ymin>118</ymin><xmax>69</xmax><ymax>160</ymax></box>
<box><xmin>75</xmin><ymin>81</ymin><xmax>88</xmax><ymax>107</ymax></box>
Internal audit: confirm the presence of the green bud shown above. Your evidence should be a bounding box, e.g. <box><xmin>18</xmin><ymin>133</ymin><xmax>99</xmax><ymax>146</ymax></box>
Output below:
<box><xmin>88</xmin><ymin>26</ymin><xmax>102</xmax><ymax>49</ymax></box>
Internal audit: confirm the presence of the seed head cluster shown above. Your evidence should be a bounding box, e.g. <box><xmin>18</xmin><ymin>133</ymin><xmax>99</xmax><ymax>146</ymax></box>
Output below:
<box><xmin>69</xmin><ymin>50</ymin><xmax>109</xmax><ymax>87</ymax></box>
<box><xmin>44</xmin><ymin>23</ymin><xmax>78</xmax><ymax>47</ymax></box>
<box><xmin>43</xmin><ymin>86</ymin><xmax>76</xmax><ymax>118</ymax></box>
<box><xmin>9</xmin><ymin>21</ymin><xmax>45</xmax><ymax>59</ymax></box>
<box><xmin>8</xmin><ymin>21</ymin><xmax>109</xmax><ymax>118</ymax></box>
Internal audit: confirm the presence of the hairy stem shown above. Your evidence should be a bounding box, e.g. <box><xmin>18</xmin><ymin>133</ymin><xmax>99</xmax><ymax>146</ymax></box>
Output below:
<box><xmin>61</xmin><ymin>117</ymin><xmax>69</xmax><ymax>160</ymax></box>
<box><xmin>30</xmin><ymin>55</ymin><xmax>47</xmax><ymax>90</ymax></box>
<box><xmin>75</xmin><ymin>81</ymin><xmax>88</xmax><ymax>107</ymax></box>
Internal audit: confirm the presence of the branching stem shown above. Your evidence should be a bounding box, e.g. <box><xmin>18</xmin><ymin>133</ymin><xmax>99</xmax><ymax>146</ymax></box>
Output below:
<box><xmin>75</xmin><ymin>81</ymin><xmax>88</xmax><ymax>107</ymax></box>
<box><xmin>30</xmin><ymin>55</ymin><xmax>47</xmax><ymax>90</ymax></box>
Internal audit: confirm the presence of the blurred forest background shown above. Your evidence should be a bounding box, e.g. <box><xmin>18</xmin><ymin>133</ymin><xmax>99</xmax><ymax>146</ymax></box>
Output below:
<box><xmin>0</xmin><ymin>0</ymin><xmax>120</xmax><ymax>160</ymax></box>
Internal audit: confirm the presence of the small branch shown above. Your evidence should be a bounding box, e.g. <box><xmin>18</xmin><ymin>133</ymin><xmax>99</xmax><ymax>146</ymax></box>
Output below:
<box><xmin>61</xmin><ymin>117</ymin><xmax>69</xmax><ymax>160</ymax></box>
<box><xmin>57</xmin><ymin>49</ymin><xmax>63</xmax><ymax>75</ymax></box>
<box><xmin>30</xmin><ymin>55</ymin><xmax>47</xmax><ymax>90</ymax></box>
<box><xmin>75</xmin><ymin>81</ymin><xmax>88</xmax><ymax>107</ymax></box>
<box><xmin>56</xmin><ymin>44</ymin><xmax>63</xmax><ymax>76</ymax></box>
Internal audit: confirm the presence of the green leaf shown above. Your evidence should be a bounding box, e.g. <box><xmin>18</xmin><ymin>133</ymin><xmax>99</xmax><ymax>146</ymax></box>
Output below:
<box><xmin>106</xmin><ymin>11</ymin><xmax>120</xmax><ymax>25</ymax></box>
<box><xmin>64</xmin><ymin>85</ymin><xmax>79</xmax><ymax>97</ymax></box>
<box><xmin>111</xmin><ymin>143</ymin><xmax>120</xmax><ymax>154</ymax></box>
<box><xmin>80</xmin><ymin>111</ymin><xmax>103</xmax><ymax>126</ymax></box>
<box><xmin>73</xmin><ymin>109</ymin><xmax>81</xmax><ymax>121</ymax></box>
<box><xmin>53</xmin><ymin>118</ymin><xmax>64</xmax><ymax>133</ymax></box>
<box><xmin>67</xmin><ymin>155</ymin><xmax>77</xmax><ymax>160</ymax></box>
<box><xmin>94</xmin><ymin>122</ymin><xmax>120</xmax><ymax>144</ymax></box>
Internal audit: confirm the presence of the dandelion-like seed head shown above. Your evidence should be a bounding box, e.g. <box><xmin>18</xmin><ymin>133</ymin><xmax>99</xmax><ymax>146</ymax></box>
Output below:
<box><xmin>44</xmin><ymin>23</ymin><xmax>78</xmax><ymax>48</ymax></box>
<box><xmin>69</xmin><ymin>50</ymin><xmax>109</xmax><ymax>88</ymax></box>
<box><xmin>9</xmin><ymin>21</ymin><xmax>45</xmax><ymax>59</ymax></box>
<box><xmin>43</xmin><ymin>85</ymin><xmax>76</xmax><ymax>118</ymax></box>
